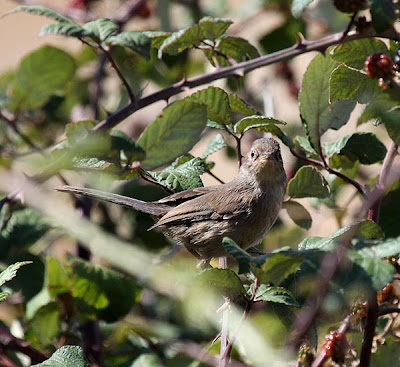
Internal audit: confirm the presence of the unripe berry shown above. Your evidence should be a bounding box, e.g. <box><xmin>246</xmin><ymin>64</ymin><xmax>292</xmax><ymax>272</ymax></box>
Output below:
<box><xmin>333</xmin><ymin>0</ymin><xmax>369</xmax><ymax>13</ymax></box>
<box><xmin>365</xmin><ymin>53</ymin><xmax>393</xmax><ymax>78</ymax></box>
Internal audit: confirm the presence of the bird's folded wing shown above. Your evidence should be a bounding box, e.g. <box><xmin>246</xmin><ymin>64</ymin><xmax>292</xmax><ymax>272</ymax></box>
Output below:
<box><xmin>157</xmin><ymin>185</ymin><xmax>220</xmax><ymax>204</ymax></box>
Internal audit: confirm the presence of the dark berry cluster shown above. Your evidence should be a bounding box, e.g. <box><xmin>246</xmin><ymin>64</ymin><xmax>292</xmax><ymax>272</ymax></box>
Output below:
<box><xmin>333</xmin><ymin>0</ymin><xmax>369</xmax><ymax>13</ymax></box>
<box><xmin>364</xmin><ymin>53</ymin><xmax>393</xmax><ymax>78</ymax></box>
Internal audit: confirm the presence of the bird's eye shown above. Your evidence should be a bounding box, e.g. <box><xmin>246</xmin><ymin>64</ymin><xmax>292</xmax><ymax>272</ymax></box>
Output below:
<box><xmin>250</xmin><ymin>151</ymin><xmax>256</xmax><ymax>159</ymax></box>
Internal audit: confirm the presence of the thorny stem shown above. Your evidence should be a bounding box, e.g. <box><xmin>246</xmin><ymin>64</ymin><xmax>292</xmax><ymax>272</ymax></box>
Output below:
<box><xmin>92</xmin><ymin>29</ymin><xmax>399</xmax><ymax>132</ymax></box>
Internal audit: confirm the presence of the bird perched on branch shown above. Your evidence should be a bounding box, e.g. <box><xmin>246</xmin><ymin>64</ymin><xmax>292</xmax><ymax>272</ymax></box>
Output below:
<box><xmin>58</xmin><ymin>138</ymin><xmax>286</xmax><ymax>261</ymax></box>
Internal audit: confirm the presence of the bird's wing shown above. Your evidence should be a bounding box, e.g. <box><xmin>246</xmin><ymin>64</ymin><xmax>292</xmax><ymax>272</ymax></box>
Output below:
<box><xmin>151</xmin><ymin>184</ymin><xmax>252</xmax><ymax>229</ymax></box>
<box><xmin>157</xmin><ymin>185</ymin><xmax>220</xmax><ymax>204</ymax></box>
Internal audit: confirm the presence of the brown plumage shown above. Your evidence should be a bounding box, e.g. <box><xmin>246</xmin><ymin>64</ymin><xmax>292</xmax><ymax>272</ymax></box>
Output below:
<box><xmin>57</xmin><ymin>138</ymin><xmax>286</xmax><ymax>260</ymax></box>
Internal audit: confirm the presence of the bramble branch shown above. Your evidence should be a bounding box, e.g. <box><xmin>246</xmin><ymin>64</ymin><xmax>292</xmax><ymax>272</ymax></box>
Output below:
<box><xmin>93</xmin><ymin>29</ymin><xmax>399</xmax><ymax>131</ymax></box>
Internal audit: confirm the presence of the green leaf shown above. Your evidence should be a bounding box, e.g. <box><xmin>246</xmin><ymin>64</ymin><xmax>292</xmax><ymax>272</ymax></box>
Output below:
<box><xmin>32</xmin><ymin>345</ymin><xmax>89</xmax><ymax>367</ymax></box>
<box><xmin>381</xmin><ymin>109</ymin><xmax>400</xmax><ymax>146</ymax></box>
<box><xmin>147</xmin><ymin>157</ymin><xmax>206</xmax><ymax>191</ymax></box>
<box><xmin>222</xmin><ymin>237</ymin><xmax>253</xmax><ymax>274</ymax></box>
<box><xmin>349</xmin><ymin>251</ymin><xmax>395</xmax><ymax>291</ymax></box>
<box><xmin>39</xmin><ymin>22</ymin><xmax>84</xmax><ymax>38</ymax></box>
<box><xmin>28</xmin><ymin>302</ymin><xmax>60</xmax><ymax>346</ymax></box>
<box><xmin>298</xmin><ymin>220</ymin><xmax>384</xmax><ymax>251</ymax></box>
<box><xmin>111</xmin><ymin>130</ymin><xmax>146</xmax><ymax>161</ymax></box>
<box><xmin>380</xmin><ymin>187</ymin><xmax>400</xmax><ymax>237</ymax></box>
<box><xmin>357</xmin><ymin>93</ymin><xmax>399</xmax><ymax>126</ymax></box>
<box><xmin>0</xmin><ymin>208</ymin><xmax>49</xmax><ymax>258</ymax></box>
<box><xmin>7</xmin><ymin>5</ymin><xmax>75</xmax><ymax>23</ymax></box>
<box><xmin>188</xmin><ymin>86</ymin><xmax>232</xmax><ymax>126</ymax></box>
<box><xmin>158</xmin><ymin>24</ymin><xmax>204</xmax><ymax>57</ymax></box>
<box><xmin>355</xmin><ymin>236</ymin><xmax>400</xmax><ymax>259</ymax></box>
<box><xmin>331</xmin><ymin>39</ymin><xmax>389</xmax><ymax>70</ymax></box>
<box><xmin>234</xmin><ymin>116</ymin><xmax>286</xmax><ymax>134</ymax></box>
<box><xmin>107</xmin><ymin>31</ymin><xmax>152</xmax><ymax>59</ymax></box>
<box><xmin>228</xmin><ymin>93</ymin><xmax>259</xmax><ymax>116</ymax></box>
<box><xmin>287</xmin><ymin>166</ymin><xmax>330</xmax><ymax>199</ymax></box>
<box><xmin>283</xmin><ymin>201</ymin><xmax>312</xmax><ymax>230</ymax></box>
<box><xmin>65</xmin><ymin>120</ymin><xmax>97</xmax><ymax>143</ymax></box>
<box><xmin>329</xmin><ymin>65</ymin><xmax>381</xmax><ymax>104</ymax></box>
<box><xmin>82</xmin><ymin>18</ymin><xmax>118</xmax><ymax>41</ymax></box>
<box><xmin>137</xmin><ymin>100</ymin><xmax>207</xmax><ymax>169</ymax></box>
<box><xmin>322</xmin><ymin>132</ymin><xmax>387</xmax><ymax>165</ymax></box>
<box><xmin>71</xmin><ymin>259</ymin><xmax>141</xmax><ymax>322</ymax></box>
<box><xmin>294</xmin><ymin>136</ymin><xmax>317</xmax><ymax>156</ymax></box>
<box><xmin>47</xmin><ymin>258</ymin><xmax>72</xmax><ymax>297</ymax></box>
<box><xmin>291</xmin><ymin>0</ymin><xmax>316</xmax><ymax>17</ymax></box>
<box><xmin>257</xmin><ymin>253</ymin><xmax>303</xmax><ymax>285</ymax></box>
<box><xmin>0</xmin><ymin>292</ymin><xmax>9</xmax><ymax>302</ymax></box>
<box><xmin>143</xmin><ymin>31</ymin><xmax>172</xmax><ymax>48</ymax></box>
<box><xmin>255</xmin><ymin>285</ymin><xmax>299</xmax><ymax>307</ymax></box>
<box><xmin>300</xmin><ymin>53</ymin><xmax>356</xmax><ymax>150</ymax></box>
<box><xmin>201</xmin><ymin>134</ymin><xmax>227</xmax><ymax>159</ymax></box>
<box><xmin>131</xmin><ymin>354</ymin><xmax>161</xmax><ymax>367</ymax></box>
<box><xmin>198</xmin><ymin>268</ymin><xmax>245</xmax><ymax>299</ymax></box>
<box><xmin>9</xmin><ymin>46</ymin><xmax>76</xmax><ymax>110</ymax></box>
<box><xmin>205</xmin><ymin>35</ymin><xmax>259</xmax><ymax>67</ymax></box>
<box><xmin>260</xmin><ymin>18</ymin><xmax>305</xmax><ymax>53</ymax></box>
<box><xmin>0</xmin><ymin>261</ymin><xmax>32</xmax><ymax>287</ymax></box>
<box><xmin>371</xmin><ymin>0</ymin><xmax>396</xmax><ymax>32</ymax></box>
<box><xmin>198</xmin><ymin>16</ymin><xmax>232</xmax><ymax>40</ymax></box>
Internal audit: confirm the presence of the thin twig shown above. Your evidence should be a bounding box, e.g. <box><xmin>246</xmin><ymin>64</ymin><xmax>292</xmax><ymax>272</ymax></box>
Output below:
<box><xmin>92</xmin><ymin>29</ymin><xmax>399</xmax><ymax>132</ymax></box>
<box><xmin>206</xmin><ymin>169</ymin><xmax>225</xmax><ymax>184</ymax></box>
<box><xmin>378</xmin><ymin>306</ymin><xmax>400</xmax><ymax>316</ymax></box>
<box><xmin>360</xmin><ymin>297</ymin><xmax>378</xmax><ymax>367</ymax></box>
<box><xmin>218</xmin><ymin>256</ymin><xmax>230</xmax><ymax>367</ymax></box>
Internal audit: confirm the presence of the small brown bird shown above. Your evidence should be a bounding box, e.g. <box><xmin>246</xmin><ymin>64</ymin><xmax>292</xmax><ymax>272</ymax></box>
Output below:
<box><xmin>58</xmin><ymin>138</ymin><xmax>286</xmax><ymax>260</ymax></box>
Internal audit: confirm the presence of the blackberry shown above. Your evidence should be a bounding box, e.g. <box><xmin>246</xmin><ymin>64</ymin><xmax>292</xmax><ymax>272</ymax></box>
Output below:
<box><xmin>334</xmin><ymin>0</ymin><xmax>369</xmax><ymax>13</ymax></box>
<box><xmin>365</xmin><ymin>53</ymin><xmax>393</xmax><ymax>78</ymax></box>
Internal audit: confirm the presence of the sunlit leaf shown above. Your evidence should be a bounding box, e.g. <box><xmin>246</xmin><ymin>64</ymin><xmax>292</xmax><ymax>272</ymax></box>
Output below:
<box><xmin>287</xmin><ymin>166</ymin><xmax>330</xmax><ymax>199</ymax></box>
<box><xmin>32</xmin><ymin>345</ymin><xmax>90</xmax><ymax>367</ymax></box>
<box><xmin>198</xmin><ymin>268</ymin><xmax>245</xmax><ymax>299</ymax></box>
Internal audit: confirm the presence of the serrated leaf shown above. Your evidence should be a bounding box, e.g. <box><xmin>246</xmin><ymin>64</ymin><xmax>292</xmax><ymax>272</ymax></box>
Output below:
<box><xmin>349</xmin><ymin>252</ymin><xmax>395</xmax><ymax>291</ymax></box>
<box><xmin>0</xmin><ymin>208</ymin><xmax>49</xmax><ymax>258</ymax></box>
<box><xmin>71</xmin><ymin>259</ymin><xmax>141</xmax><ymax>322</ymax></box>
<box><xmin>107</xmin><ymin>31</ymin><xmax>151</xmax><ymax>59</ymax></box>
<box><xmin>147</xmin><ymin>157</ymin><xmax>206</xmax><ymax>191</ymax></box>
<box><xmin>330</xmin><ymin>65</ymin><xmax>381</xmax><ymax>104</ymax></box>
<box><xmin>283</xmin><ymin>201</ymin><xmax>312</xmax><ymax>230</ymax></box>
<box><xmin>205</xmin><ymin>35</ymin><xmax>259</xmax><ymax>67</ymax></box>
<box><xmin>291</xmin><ymin>0</ymin><xmax>315</xmax><ymax>17</ymax></box>
<box><xmin>0</xmin><ymin>292</ymin><xmax>9</xmax><ymax>302</ymax></box>
<box><xmin>137</xmin><ymin>100</ymin><xmax>207</xmax><ymax>169</ymax></box>
<box><xmin>9</xmin><ymin>46</ymin><xmax>76</xmax><ymax>110</ymax></box>
<box><xmin>158</xmin><ymin>24</ymin><xmax>204</xmax><ymax>57</ymax></box>
<box><xmin>322</xmin><ymin>132</ymin><xmax>387</xmax><ymax>165</ymax></box>
<box><xmin>298</xmin><ymin>220</ymin><xmax>384</xmax><ymax>251</ymax></box>
<box><xmin>255</xmin><ymin>285</ymin><xmax>299</xmax><ymax>307</ymax></box>
<box><xmin>287</xmin><ymin>166</ymin><xmax>330</xmax><ymax>199</ymax></box>
<box><xmin>300</xmin><ymin>53</ymin><xmax>356</xmax><ymax>150</ymax></box>
<box><xmin>228</xmin><ymin>93</ymin><xmax>259</xmax><ymax>116</ymax></box>
<box><xmin>143</xmin><ymin>31</ymin><xmax>171</xmax><ymax>48</ymax></box>
<box><xmin>0</xmin><ymin>261</ymin><xmax>32</xmax><ymax>287</ymax></box>
<box><xmin>294</xmin><ymin>136</ymin><xmax>317</xmax><ymax>156</ymax></box>
<box><xmin>198</xmin><ymin>16</ymin><xmax>232</xmax><ymax>40</ymax></box>
<box><xmin>188</xmin><ymin>86</ymin><xmax>232</xmax><ymax>126</ymax></box>
<box><xmin>331</xmin><ymin>39</ymin><xmax>389</xmax><ymax>70</ymax></box>
<box><xmin>257</xmin><ymin>254</ymin><xmax>303</xmax><ymax>285</ymax></box>
<box><xmin>40</xmin><ymin>22</ymin><xmax>84</xmax><ymax>38</ymax></box>
<box><xmin>32</xmin><ymin>345</ymin><xmax>90</xmax><ymax>367</ymax></box>
<box><xmin>355</xmin><ymin>236</ymin><xmax>400</xmax><ymax>259</ymax></box>
<box><xmin>234</xmin><ymin>115</ymin><xmax>286</xmax><ymax>134</ymax></box>
<box><xmin>65</xmin><ymin>120</ymin><xmax>97</xmax><ymax>143</ymax></box>
<box><xmin>7</xmin><ymin>5</ymin><xmax>75</xmax><ymax>23</ymax></box>
<box><xmin>357</xmin><ymin>93</ymin><xmax>400</xmax><ymax>126</ymax></box>
<box><xmin>201</xmin><ymin>134</ymin><xmax>227</xmax><ymax>159</ymax></box>
<box><xmin>371</xmin><ymin>0</ymin><xmax>396</xmax><ymax>33</ymax></box>
<box><xmin>381</xmin><ymin>109</ymin><xmax>400</xmax><ymax>146</ymax></box>
<box><xmin>82</xmin><ymin>18</ymin><xmax>118</xmax><ymax>41</ymax></box>
<box><xmin>198</xmin><ymin>268</ymin><xmax>245</xmax><ymax>299</ymax></box>
<box><xmin>222</xmin><ymin>237</ymin><xmax>253</xmax><ymax>274</ymax></box>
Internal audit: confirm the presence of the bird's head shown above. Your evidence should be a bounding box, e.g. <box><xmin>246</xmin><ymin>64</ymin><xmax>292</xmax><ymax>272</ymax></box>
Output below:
<box><xmin>240</xmin><ymin>138</ymin><xmax>285</xmax><ymax>183</ymax></box>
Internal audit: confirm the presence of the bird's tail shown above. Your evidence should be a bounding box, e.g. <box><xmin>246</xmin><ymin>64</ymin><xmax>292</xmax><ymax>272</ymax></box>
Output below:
<box><xmin>57</xmin><ymin>186</ymin><xmax>170</xmax><ymax>216</ymax></box>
